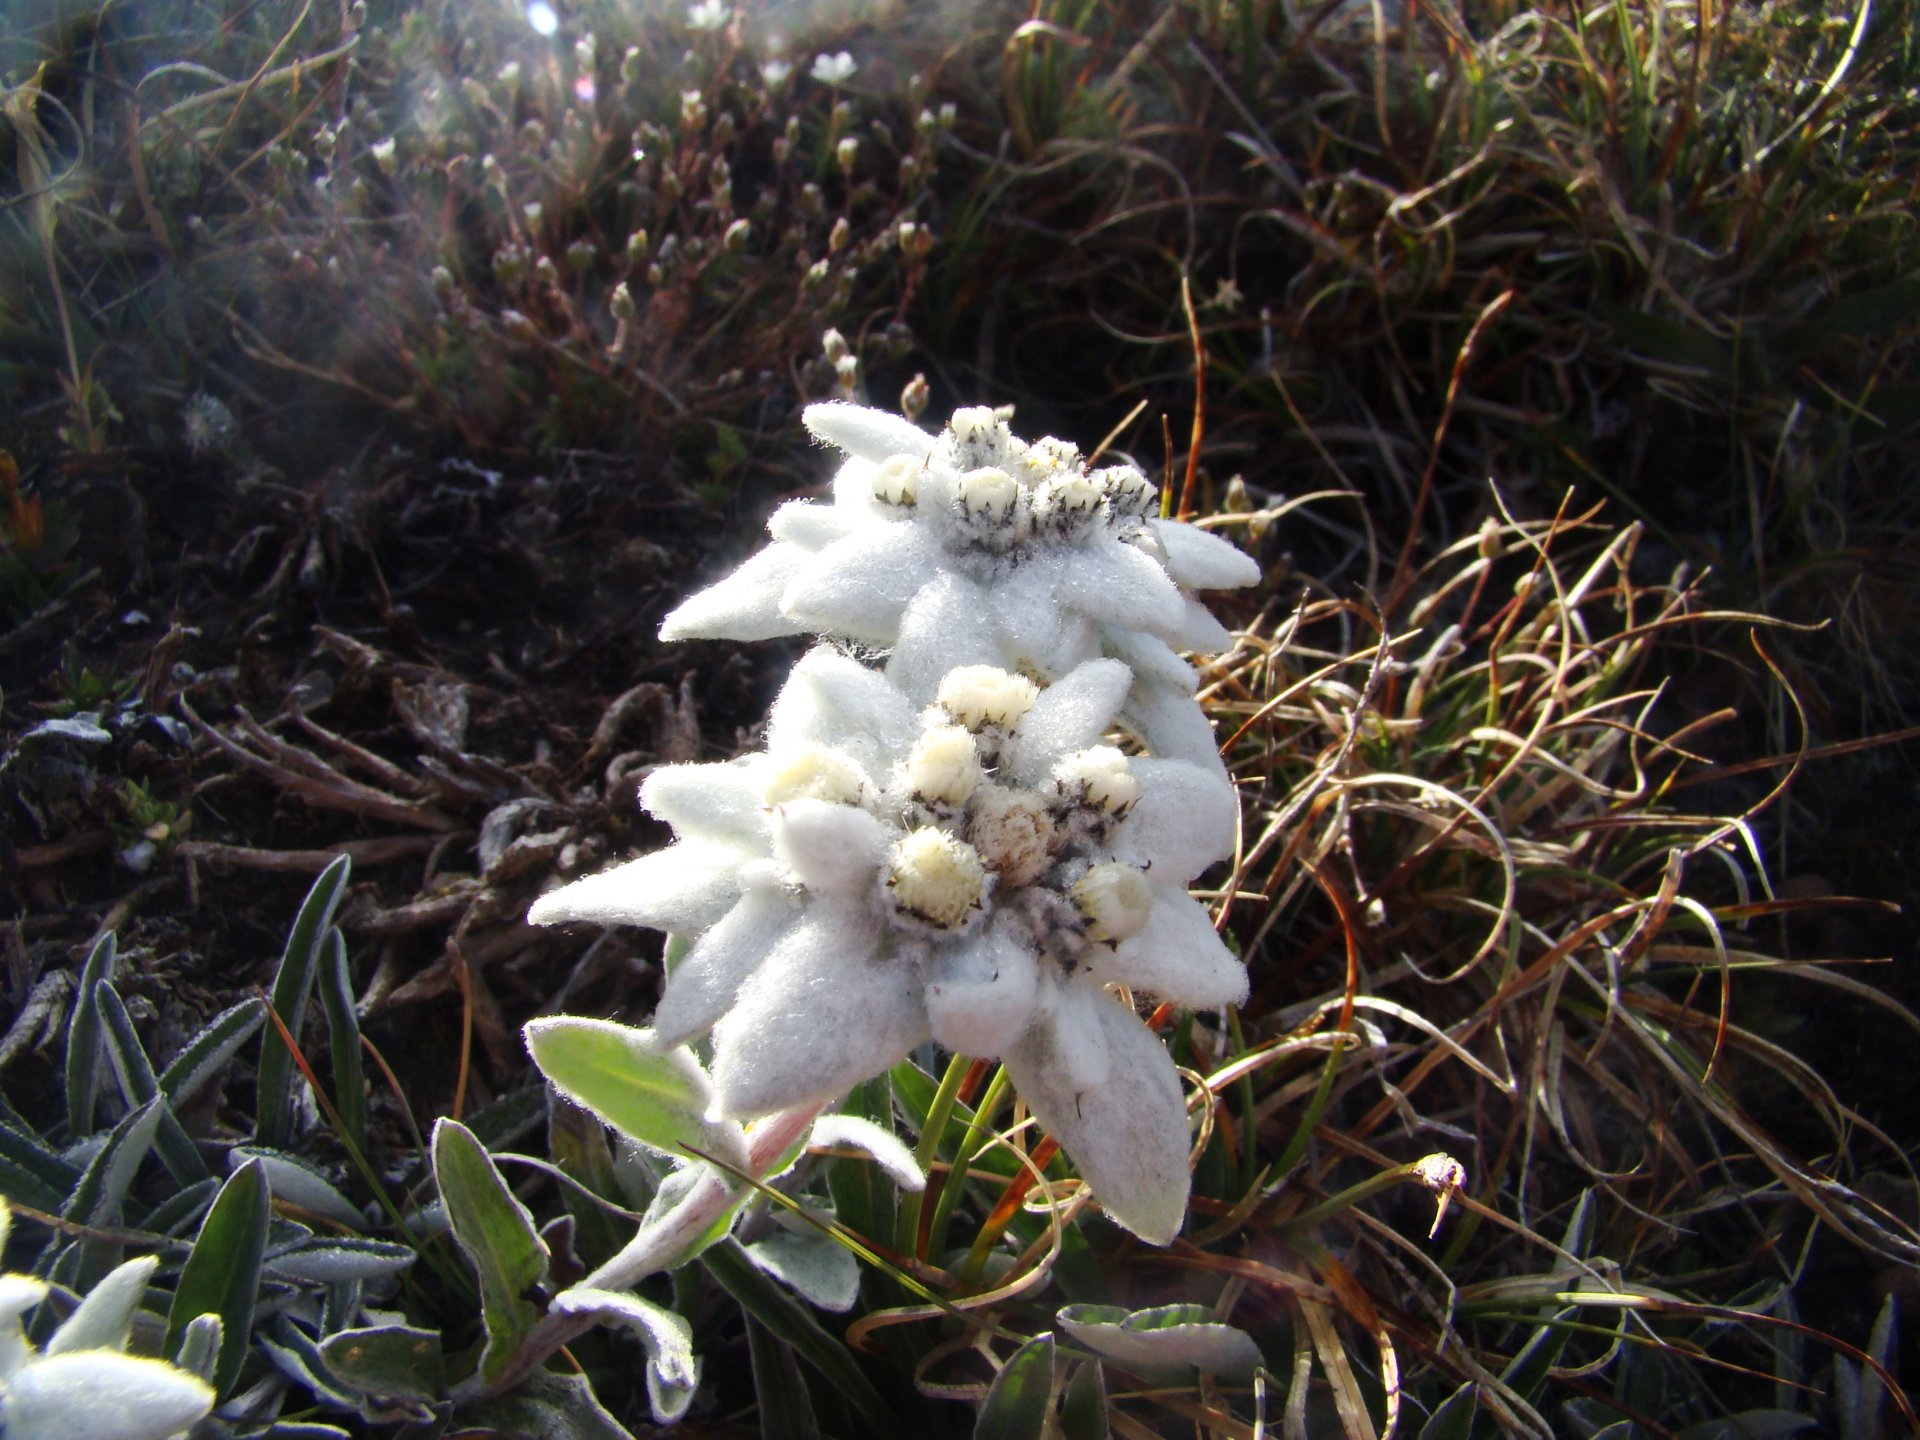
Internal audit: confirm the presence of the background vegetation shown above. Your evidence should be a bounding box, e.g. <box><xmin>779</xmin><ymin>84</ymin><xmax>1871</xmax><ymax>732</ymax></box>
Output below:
<box><xmin>0</xmin><ymin>0</ymin><xmax>1915</xmax><ymax>1435</ymax></box>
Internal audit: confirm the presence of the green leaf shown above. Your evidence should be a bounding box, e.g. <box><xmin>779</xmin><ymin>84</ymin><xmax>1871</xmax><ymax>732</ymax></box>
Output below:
<box><xmin>168</xmin><ymin>1157</ymin><xmax>270</xmax><ymax>1399</ymax></box>
<box><xmin>264</xmin><ymin>1236</ymin><xmax>417</xmax><ymax>1285</ymax></box>
<box><xmin>1599</xmin><ymin>304</ymin><xmax>1737</xmax><ymax>386</ymax></box>
<box><xmin>746</xmin><ymin>1313</ymin><xmax>822</xmax><ymax>1440</ymax></box>
<box><xmin>319</xmin><ymin>1324</ymin><xmax>447</xmax><ymax>1404</ymax></box>
<box><xmin>546</xmin><ymin>1097</ymin><xmax>630</xmax><ymax>1270</ymax></box>
<box><xmin>256</xmin><ymin>855</ymin><xmax>351</xmax><ymax>1150</ymax></box>
<box><xmin>316</xmin><ymin>928</ymin><xmax>367</xmax><ymax>1157</ymax></box>
<box><xmin>454</xmin><ymin>1368</ymin><xmax>637</xmax><ymax>1440</ymax></box>
<box><xmin>231</xmin><ymin>1147</ymin><xmax>362</xmax><ymax>1229</ymax></box>
<box><xmin>744</xmin><ymin>1225</ymin><xmax>861</xmax><ymax>1312</ymax></box>
<box><xmin>431</xmin><ymin>1118</ymin><xmax>547</xmax><ymax>1387</ymax></box>
<box><xmin>63</xmin><ymin>1095</ymin><xmax>163</xmax><ymax>1228</ymax></box>
<box><xmin>1417</xmin><ymin>1381</ymin><xmax>1481</xmax><ymax>1440</ymax></box>
<box><xmin>94</xmin><ymin>981</ymin><xmax>208</xmax><ymax>1186</ymax></box>
<box><xmin>144</xmin><ymin>1177</ymin><xmax>220</xmax><ymax>1237</ymax></box>
<box><xmin>1059</xmin><ymin>1361</ymin><xmax>1109</xmax><ymax>1440</ymax></box>
<box><xmin>551</xmin><ymin>1285</ymin><xmax>698</xmax><ymax>1424</ymax></box>
<box><xmin>524</xmin><ymin>1018</ymin><xmax>747</xmax><ymax>1170</ymax></box>
<box><xmin>701</xmin><ymin>1237</ymin><xmax>898</xmax><ymax>1429</ymax></box>
<box><xmin>64</xmin><ymin>932</ymin><xmax>117</xmax><ymax>1137</ymax></box>
<box><xmin>1057</xmin><ymin>1303</ymin><xmax>1263</xmax><ymax>1378</ymax></box>
<box><xmin>157</xmin><ymin>997</ymin><xmax>265</xmax><ymax>1104</ymax></box>
<box><xmin>976</xmin><ymin>1332</ymin><xmax>1056</xmax><ymax>1440</ymax></box>
<box><xmin>1498</xmin><ymin>1309</ymin><xmax>1578</xmax><ymax>1409</ymax></box>
<box><xmin>0</xmin><ymin>1124</ymin><xmax>77</xmax><ymax>1212</ymax></box>
<box><xmin>463</xmin><ymin>1083</ymin><xmax>550</xmax><ymax>1153</ymax></box>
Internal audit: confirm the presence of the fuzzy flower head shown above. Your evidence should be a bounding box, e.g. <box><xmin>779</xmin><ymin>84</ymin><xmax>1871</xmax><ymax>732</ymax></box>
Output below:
<box><xmin>659</xmin><ymin>402</ymin><xmax>1262</xmax><ymax>776</ymax></box>
<box><xmin>530</xmin><ymin>650</ymin><xmax>1247</xmax><ymax>1241</ymax></box>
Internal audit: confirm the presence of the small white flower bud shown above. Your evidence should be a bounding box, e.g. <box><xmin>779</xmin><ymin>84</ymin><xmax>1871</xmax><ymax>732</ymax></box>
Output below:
<box><xmin>821</xmin><ymin>328</ymin><xmax>849</xmax><ymax>364</ymax></box>
<box><xmin>834</xmin><ymin>354</ymin><xmax>860</xmax><ymax>386</ymax></box>
<box><xmin>905</xmin><ymin>724</ymin><xmax>982</xmax><ymax>806</ymax></box>
<box><xmin>948</xmin><ymin>406</ymin><xmax>1002</xmax><ymax>452</ymax></box>
<box><xmin>1072</xmin><ymin>862</ymin><xmax>1152</xmax><ymax>942</ymax></box>
<box><xmin>967</xmin><ymin>786</ymin><xmax>1057</xmax><ymax>888</ymax></box>
<box><xmin>1098</xmin><ymin>465</ymin><xmax>1157</xmax><ymax>517</ymax></box>
<box><xmin>937</xmin><ymin>666</ymin><xmax>1038</xmax><ymax>731</ymax></box>
<box><xmin>957</xmin><ymin>466</ymin><xmax>1018</xmax><ymax>524</ymax></box>
<box><xmin>371</xmin><ymin>137</ymin><xmax>398</xmax><ymax>175</ymax></box>
<box><xmin>1033</xmin><ymin>471</ymin><xmax>1103</xmax><ymax>529</ymax></box>
<box><xmin>763</xmin><ymin>743</ymin><xmax>867</xmax><ymax>805</ymax></box>
<box><xmin>888</xmin><ymin>828</ymin><xmax>987</xmax><ymax>931</ymax></box>
<box><xmin>872</xmin><ymin>454</ymin><xmax>920</xmax><ymax>507</ymax></box>
<box><xmin>1031</xmin><ymin>436</ymin><xmax>1081</xmax><ymax>471</ymax></box>
<box><xmin>1053</xmin><ymin>746</ymin><xmax>1140</xmax><ymax>815</ymax></box>
<box><xmin>828</xmin><ymin>215</ymin><xmax>851</xmax><ymax>254</ymax></box>
<box><xmin>724</xmin><ymin>217</ymin><xmax>751</xmax><ymax>251</ymax></box>
<box><xmin>836</xmin><ymin>137</ymin><xmax>859</xmax><ymax>171</ymax></box>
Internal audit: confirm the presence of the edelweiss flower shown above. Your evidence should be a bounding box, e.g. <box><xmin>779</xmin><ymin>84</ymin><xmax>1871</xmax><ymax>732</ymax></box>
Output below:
<box><xmin>658</xmin><ymin>403</ymin><xmax>1261</xmax><ymax>776</ymax></box>
<box><xmin>530</xmin><ymin>650</ymin><xmax>1246</xmax><ymax>1241</ymax></box>
<box><xmin>0</xmin><ymin>1236</ymin><xmax>214</xmax><ymax>1440</ymax></box>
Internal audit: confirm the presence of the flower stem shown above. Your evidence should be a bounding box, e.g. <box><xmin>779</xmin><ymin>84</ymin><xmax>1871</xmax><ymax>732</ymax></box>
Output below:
<box><xmin>896</xmin><ymin>1052</ymin><xmax>972</xmax><ymax>1259</ymax></box>
<box><xmin>1280</xmin><ymin>1159</ymin><xmax>1434</xmax><ymax>1233</ymax></box>
<box><xmin>926</xmin><ymin>1062</ymin><xmax>1011</xmax><ymax>1260</ymax></box>
<box><xmin>448</xmin><ymin>1102</ymin><xmax>822</xmax><ymax>1406</ymax></box>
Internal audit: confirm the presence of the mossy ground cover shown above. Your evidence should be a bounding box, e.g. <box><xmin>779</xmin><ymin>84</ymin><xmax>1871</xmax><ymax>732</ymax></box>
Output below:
<box><xmin>0</xmin><ymin>1</ymin><xmax>1916</xmax><ymax>1434</ymax></box>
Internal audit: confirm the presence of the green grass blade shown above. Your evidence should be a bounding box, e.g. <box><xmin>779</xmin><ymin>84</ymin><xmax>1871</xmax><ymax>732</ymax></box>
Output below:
<box><xmin>316</xmin><ymin>927</ymin><xmax>366</xmax><ymax>1157</ymax></box>
<box><xmin>94</xmin><ymin>981</ymin><xmax>209</xmax><ymax>1186</ymax></box>
<box><xmin>256</xmin><ymin>855</ymin><xmax>351</xmax><ymax>1150</ymax></box>
<box><xmin>64</xmin><ymin>932</ymin><xmax>117</xmax><ymax>1137</ymax></box>
<box><xmin>700</xmin><ymin>1236</ymin><xmax>899</xmax><ymax>1430</ymax></box>
<box><xmin>158</xmin><ymin>997</ymin><xmax>265</xmax><ymax>1105</ymax></box>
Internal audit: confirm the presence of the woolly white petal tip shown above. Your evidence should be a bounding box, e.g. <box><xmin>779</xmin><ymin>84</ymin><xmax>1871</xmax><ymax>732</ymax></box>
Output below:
<box><xmin>652</xmin><ymin>888</ymin><xmax>798</xmax><ymax>1047</ymax></box>
<box><xmin>4</xmin><ymin>1351</ymin><xmax>215</xmax><ymax>1440</ymax></box>
<box><xmin>781</xmin><ymin>525</ymin><xmax>941</xmax><ymax>645</ymax></box>
<box><xmin>1005</xmin><ymin>657</ymin><xmax>1133</xmax><ymax>782</ymax></box>
<box><xmin>770</xmin><ymin>798</ymin><xmax>890</xmax><ymax>894</ymax></box>
<box><xmin>1098</xmin><ymin>886</ymin><xmax>1248</xmax><ymax>1010</ymax></box>
<box><xmin>659</xmin><ymin>542</ymin><xmax>810</xmax><ymax>643</ymax></box>
<box><xmin>709</xmin><ymin>904</ymin><xmax>926</xmax><ymax>1118</ymax></box>
<box><xmin>1118</xmin><ymin>759</ymin><xmax>1239</xmax><ymax>880</ymax></box>
<box><xmin>1147</xmin><ymin>518</ymin><xmax>1263</xmax><ymax>590</ymax></box>
<box><xmin>640</xmin><ymin>758</ymin><xmax>766</xmax><ymax>844</ymax></box>
<box><xmin>769</xmin><ymin>647</ymin><xmax>920</xmax><ymax>768</ymax></box>
<box><xmin>1004</xmin><ymin>991</ymin><xmax>1192</xmax><ymax>1244</ymax></box>
<box><xmin>527</xmin><ymin>843</ymin><xmax>743</xmax><ymax>933</ymax></box>
<box><xmin>803</xmin><ymin>401</ymin><xmax>937</xmax><ymax>463</ymax></box>
<box><xmin>925</xmin><ymin>922</ymin><xmax>1039</xmax><ymax>1058</ymax></box>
